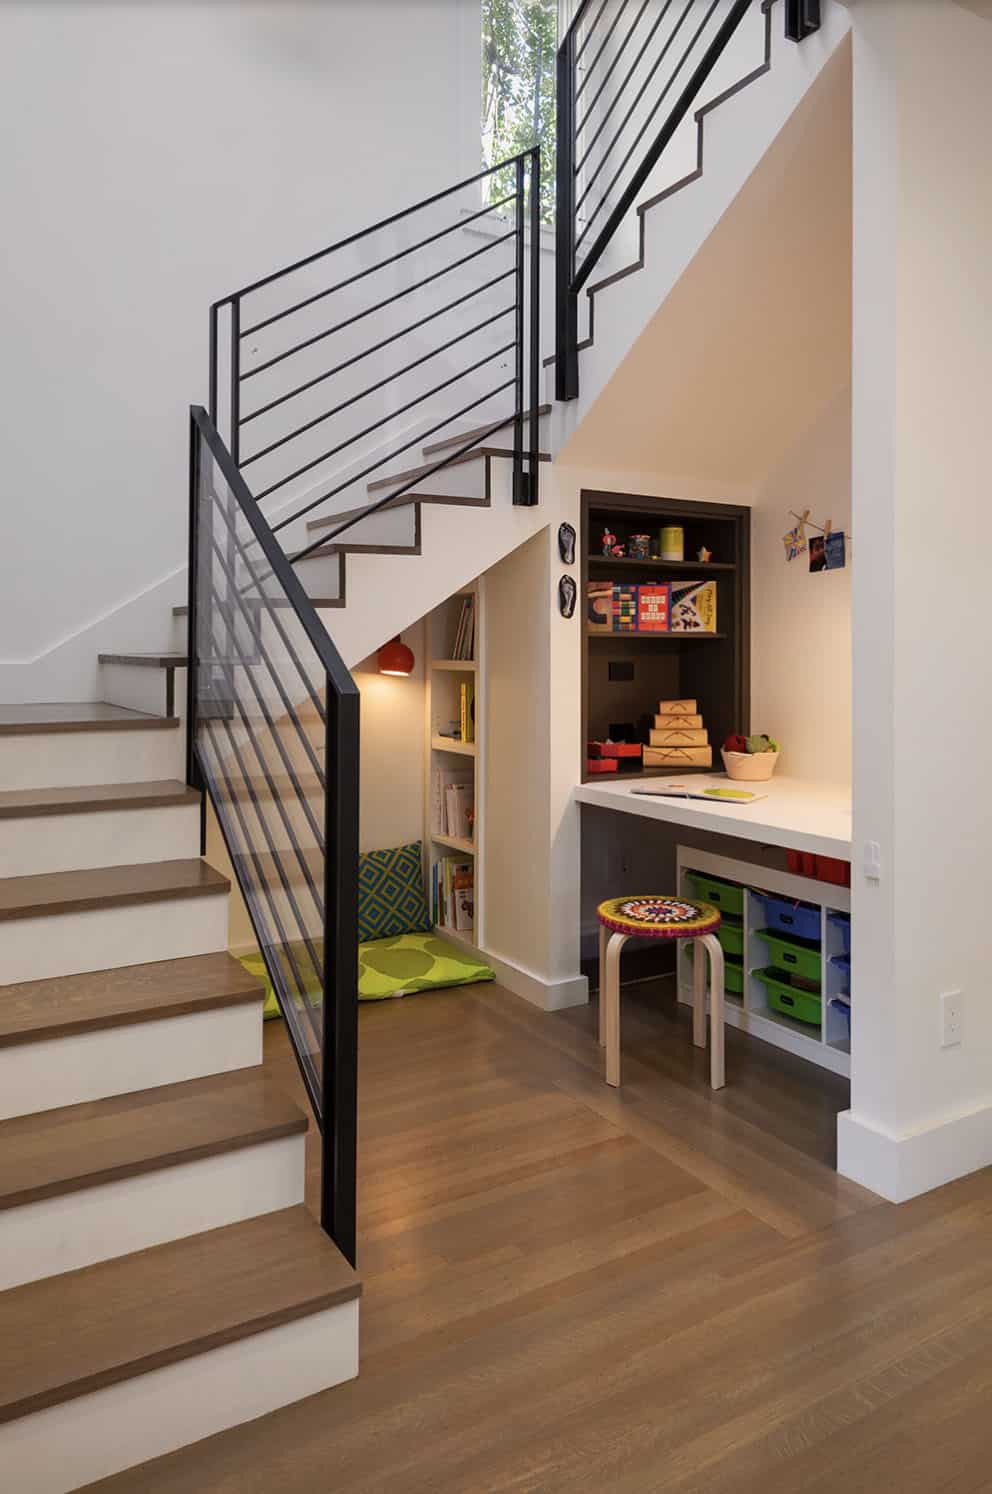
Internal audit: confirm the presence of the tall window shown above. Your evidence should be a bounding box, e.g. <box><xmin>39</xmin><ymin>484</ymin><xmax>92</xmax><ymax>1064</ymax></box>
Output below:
<box><xmin>481</xmin><ymin>0</ymin><xmax>557</xmax><ymax>224</ymax></box>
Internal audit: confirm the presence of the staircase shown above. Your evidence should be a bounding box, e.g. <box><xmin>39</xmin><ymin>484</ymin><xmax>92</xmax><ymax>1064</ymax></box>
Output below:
<box><xmin>0</xmin><ymin>705</ymin><xmax>359</xmax><ymax>1492</ymax></box>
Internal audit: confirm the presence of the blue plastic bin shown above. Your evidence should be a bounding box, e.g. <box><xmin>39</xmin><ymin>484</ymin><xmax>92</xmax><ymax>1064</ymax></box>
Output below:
<box><xmin>828</xmin><ymin>912</ymin><xmax>851</xmax><ymax>956</ymax></box>
<box><xmin>829</xmin><ymin>998</ymin><xmax>851</xmax><ymax>1036</ymax></box>
<box><xmin>758</xmin><ymin>895</ymin><xmax>821</xmax><ymax>943</ymax></box>
<box><xmin>830</xmin><ymin>954</ymin><xmax>851</xmax><ymax>997</ymax></box>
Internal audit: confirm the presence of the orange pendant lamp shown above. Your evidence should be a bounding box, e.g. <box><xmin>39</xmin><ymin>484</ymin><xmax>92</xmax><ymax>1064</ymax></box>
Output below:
<box><xmin>377</xmin><ymin>634</ymin><xmax>415</xmax><ymax>677</ymax></box>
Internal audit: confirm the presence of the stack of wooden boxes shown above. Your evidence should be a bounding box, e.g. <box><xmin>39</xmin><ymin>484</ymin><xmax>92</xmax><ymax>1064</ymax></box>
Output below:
<box><xmin>644</xmin><ymin>698</ymin><xmax>712</xmax><ymax>769</ymax></box>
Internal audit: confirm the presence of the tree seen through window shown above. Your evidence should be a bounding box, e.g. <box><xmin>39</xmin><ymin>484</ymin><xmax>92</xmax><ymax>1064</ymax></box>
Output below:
<box><xmin>482</xmin><ymin>0</ymin><xmax>557</xmax><ymax>224</ymax></box>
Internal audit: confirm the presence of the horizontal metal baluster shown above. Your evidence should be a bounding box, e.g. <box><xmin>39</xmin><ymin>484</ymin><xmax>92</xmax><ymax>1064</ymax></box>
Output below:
<box><xmin>575</xmin><ymin>0</ymin><xmax>691</xmax><ymax>203</ymax></box>
<box><xmin>575</xmin><ymin>0</ymin><xmax>633</xmax><ymax>101</ymax></box>
<box><xmin>240</xmin><ymin>268</ymin><xmax>517</xmax><ymax>428</ymax></box>
<box><xmin>241</xmin><ymin>232</ymin><xmax>514</xmax><ymax>384</ymax></box>
<box><xmin>574</xmin><ymin>0</ymin><xmax>676</xmax><ymax>177</ymax></box>
<box><xmin>241</xmin><ymin>305</ymin><xmax>515</xmax><ymax>468</ymax></box>
<box><xmin>221</xmin><ymin>146</ymin><xmax>539</xmax><ymax>303</ymax></box>
<box><xmin>207</xmin><ymin>530</ymin><xmax>328</xmax><ymax>805</ymax></box>
<box><xmin>241</xmin><ymin>194</ymin><xmax>517</xmax><ymax>337</ymax></box>
<box><xmin>270</xmin><ymin>384</ymin><xmax>515</xmax><ymax>542</ymax></box>
<box><xmin>201</xmin><ymin>607</ymin><xmax>326</xmax><ymax>929</ymax></box>
<box><xmin>255</xmin><ymin>341</ymin><xmax>516</xmax><ymax>502</ymax></box>
<box><xmin>574</xmin><ymin>0</ymin><xmax>611</xmax><ymax>65</ymax></box>
<box><xmin>575</xmin><ymin>0</ymin><xmax>651</xmax><ymax>122</ymax></box>
<box><xmin>196</xmin><ymin>719</ymin><xmax>324</xmax><ymax>1054</ymax></box>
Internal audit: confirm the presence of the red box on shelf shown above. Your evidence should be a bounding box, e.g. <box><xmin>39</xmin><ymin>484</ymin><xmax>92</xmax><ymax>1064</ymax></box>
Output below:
<box><xmin>586</xmin><ymin>757</ymin><xmax>618</xmax><ymax>774</ymax></box>
<box><xmin>637</xmin><ymin>583</ymin><xmax>670</xmax><ymax>632</ymax></box>
<box><xmin>587</xmin><ymin>741</ymin><xmax>643</xmax><ymax>760</ymax></box>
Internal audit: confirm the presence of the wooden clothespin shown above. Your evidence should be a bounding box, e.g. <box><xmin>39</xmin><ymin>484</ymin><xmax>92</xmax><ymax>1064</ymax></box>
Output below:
<box><xmin>823</xmin><ymin>518</ymin><xmax>832</xmax><ymax>540</ymax></box>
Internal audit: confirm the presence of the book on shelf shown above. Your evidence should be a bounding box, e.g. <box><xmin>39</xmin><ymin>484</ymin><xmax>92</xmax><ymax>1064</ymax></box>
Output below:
<box><xmin>432</xmin><ymin>854</ymin><xmax>473</xmax><ymax>931</ymax></box>
<box><xmin>450</xmin><ymin>596</ymin><xmax>475</xmax><ymax>661</ymax></box>
<box><xmin>445</xmin><ymin>782</ymin><xmax>474</xmax><ymax>842</ymax></box>
<box><xmin>459</xmin><ymin>680</ymin><xmax>475</xmax><ymax>744</ymax></box>
<box><xmin>431</xmin><ymin>766</ymin><xmax>472</xmax><ymax>837</ymax></box>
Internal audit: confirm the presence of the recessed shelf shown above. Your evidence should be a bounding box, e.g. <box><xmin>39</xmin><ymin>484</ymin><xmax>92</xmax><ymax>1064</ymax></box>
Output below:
<box><xmin>431</xmin><ymin>659</ymin><xmax>477</xmax><ymax>672</ymax></box>
<box><xmin>586</xmin><ymin>629</ymin><xmax>727</xmax><ymax>641</ymax></box>
<box><xmin>588</xmin><ymin>556</ymin><xmax>736</xmax><ymax>573</ymax></box>
<box><xmin>431</xmin><ymin>832</ymin><xmax>475</xmax><ymax>855</ymax></box>
<box><xmin>431</xmin><ymin>735</ymin><xmax>476</xmax><ymax>757</ymax></box>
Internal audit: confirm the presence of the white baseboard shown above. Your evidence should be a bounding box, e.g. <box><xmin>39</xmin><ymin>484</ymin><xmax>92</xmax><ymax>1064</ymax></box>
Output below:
<box><xmin>484</xmin><ymin>947</ymin><xmax>589</xmax><ymax>1012</ymax></box>
<box><xmin>0</xmin><ymin>1297</ymin><xmax>359</xmax><ymax>1493</ymax></box>
<box><xmin>837</xmin><ymin>1100</ymin><xmax>992</xmax><ymax>1203</ymax></box>
<box><xmin>1</xmin><ymin>1134</ymin><xmax>304</xmax><ymax>1291</ymax></box>
<box><xmin>0</xmin><ymin>1003</ymin><xmax>262</xmax><ymax>1121</ymax></box>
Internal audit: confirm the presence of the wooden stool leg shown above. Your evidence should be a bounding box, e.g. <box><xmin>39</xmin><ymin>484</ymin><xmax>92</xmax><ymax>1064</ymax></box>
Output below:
<box><xmin>605</xmin><ymin>932</ymin><xmax>626</xmax><ymax>1087</ymax></box>
<box><xmin>700</xmin><ymin>933</ymin><xmax>725</xmax><ymax>1090</ymax></box>
<box><xmin>598</xmin><ymin>922</ymin><xmax>608</xmax><ymax>1047</ymax></box>
<box><xmin>691</xmin><ymin>937</ymin><xmax>706</xmax><ymax>1049</ymax></box>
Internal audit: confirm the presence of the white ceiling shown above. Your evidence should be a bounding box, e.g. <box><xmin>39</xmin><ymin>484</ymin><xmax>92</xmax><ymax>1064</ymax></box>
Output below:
<box><xmin>559</xmin><ymin>36</ymin><xmax>853</xmax><ymax>494</ymax></box>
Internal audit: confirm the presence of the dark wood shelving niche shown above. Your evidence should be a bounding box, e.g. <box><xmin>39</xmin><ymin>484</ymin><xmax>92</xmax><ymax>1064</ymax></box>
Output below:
<box><xmin>581</xmin><ymin>491</ymin><xmax>751</xmax><ymax>785</ymax></box>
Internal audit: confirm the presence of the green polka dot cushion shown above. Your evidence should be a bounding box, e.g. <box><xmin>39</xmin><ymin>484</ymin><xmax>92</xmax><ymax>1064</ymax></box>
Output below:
<box><xmin>238</xmin><ymin>932</ymin><xmax>494</xmax><ymax>1012</ymax></box>
<box><xmin>358</xmin><ymin>932</ymin><xmax>494</xmax><ymax>1001</ymax></box>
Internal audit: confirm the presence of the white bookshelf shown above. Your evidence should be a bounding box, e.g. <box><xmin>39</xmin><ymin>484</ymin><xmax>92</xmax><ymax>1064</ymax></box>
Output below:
<box><xmin>424</xmin><ymin>579</ymin><xmax>484</xmax><ymax>950</ymax></box>
<box><xmin>675</xmin><ymin>845</ymin><xmax>851</xmax><ymax>1078</ymax></box>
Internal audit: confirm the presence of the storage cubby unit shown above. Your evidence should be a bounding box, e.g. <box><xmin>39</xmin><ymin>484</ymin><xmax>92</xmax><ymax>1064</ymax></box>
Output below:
<box><xmin>676</xmin><ymin>846</ymin><xmax>851</xmax><ymax>1077</ymax></box>
<box><xmin>424</xmin><ymin>580</ymin><xmax>484</xmax><ymax>951</ymax></box>
<box><xmin>581</xmin><ymin>491</ymin><xmax>750</xmax><ymax>783</ymax></box>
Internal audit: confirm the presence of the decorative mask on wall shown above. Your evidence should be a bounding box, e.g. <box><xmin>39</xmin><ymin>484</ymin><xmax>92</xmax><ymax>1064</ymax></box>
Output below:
<box><xmin>558</xmin><ymin>574</ymin><xmax>577</xmax><ymax>619</ymax></box>
<box><xmin>558</xmin><ymin>522</ymin><xmax>576</xmax><ymax>566</ymax></box>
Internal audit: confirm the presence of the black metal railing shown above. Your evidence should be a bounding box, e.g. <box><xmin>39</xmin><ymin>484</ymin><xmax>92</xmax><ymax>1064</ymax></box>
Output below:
<box><xmin>555</xmin><ymin>0</ymin><xmax>820</xmax><ymax>399</ymax></box>
<box><xmin>187</xmin><ymin>405</ymin><xmax>359</xmax><ymax>1265</ymax></box>
<box><xmin>209</xmin><ymin>148</ymin><xmax>542</xmax><ymax>572</ymax></box>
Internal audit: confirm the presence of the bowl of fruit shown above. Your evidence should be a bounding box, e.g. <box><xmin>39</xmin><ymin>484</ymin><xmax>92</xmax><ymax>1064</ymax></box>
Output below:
<box><xmin>722</xmin><ymin>734</ymin><xmax>780</xmax><ymax>781</ymax></box>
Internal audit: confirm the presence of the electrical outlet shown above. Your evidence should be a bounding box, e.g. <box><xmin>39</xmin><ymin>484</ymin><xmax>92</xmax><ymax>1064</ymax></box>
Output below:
<box><xmin>941</xmin><ymin>989</ymin><xmax>963</xmax><ymax>1048</ymax></box>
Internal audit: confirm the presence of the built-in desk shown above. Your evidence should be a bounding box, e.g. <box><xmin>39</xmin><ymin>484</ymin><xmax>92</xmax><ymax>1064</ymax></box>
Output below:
<box><xmin>574</xmin><ymin>774</ymin><xmax>852</xmax><ymax>861</ymax></box>
<box><xmin>575</xmin><ymin>774</ymin><xmax>853</xmax><ymax>1077</ymax></box>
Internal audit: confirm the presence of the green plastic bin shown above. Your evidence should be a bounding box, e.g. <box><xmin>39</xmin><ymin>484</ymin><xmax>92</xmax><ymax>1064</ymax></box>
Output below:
<box><xmin>724</xmin><ymin>958</ymin><xmax>744</xmax><ymax>997</ymax></box>
<box><xmin>686</xmin><ymin>873</ymin><xmax>744</xmax><ymax>919</ymax></box>
<box><xmin>717</xmin><ymin>918</ymin><xmax>744</xmax><ymax>960</ymax></box>
<box><xmin>753</xmin><ymin>967</ymin><xmax>821</xmax><ymax>1027</ymax></box>
<box><xmin>755</xmin><ymin>930</ymin><xmax>821</xmax><ymax>986</ymax></box>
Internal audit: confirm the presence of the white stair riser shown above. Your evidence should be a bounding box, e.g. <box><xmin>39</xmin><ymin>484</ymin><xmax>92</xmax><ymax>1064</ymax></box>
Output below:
<box><xmin>1</xmin><ymin>892</ymin><xmax>229</xmax><ymax>987</ymax></box>
<box><xmin>0</xmin><ymin>1298</ymin><xmax>359</xmax><ymax>1493</ymax></box>
<box><xmin>0</xmin><ymin>1134</ymin><xmax>304</xmax><ymax>1291</ymax></box>
<box><xmin>101</xmin><ymin>662</ymin><xmax>183</xmax><ymax>719</ymax></box>
<box><xmin>0</xmin><ymin>1003</ymin><xmax>262</xmax><ymax>1122</ymax></box>
<box><xmin>0</xmin><ymin>729</ymin><xmax>183</xmax><ymax>790</ymax></box>
<box><xmin>0</xmin><ymin>803</ymin><xmax>201</xmax><ymax>878</ymax></box>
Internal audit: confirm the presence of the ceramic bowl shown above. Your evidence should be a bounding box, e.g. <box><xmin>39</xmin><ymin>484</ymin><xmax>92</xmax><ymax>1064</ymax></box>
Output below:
<box><xmin>721</xmin><ymin>749</ymin><xmax>779</xmax><ymax>782</ymax></box>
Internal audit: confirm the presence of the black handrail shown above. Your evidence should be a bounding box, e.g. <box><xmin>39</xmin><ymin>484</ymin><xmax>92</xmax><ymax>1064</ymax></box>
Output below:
<box><xmin>187</xmin><ymin>404</ymin><xmax>360</xmax><ymax>1265</ymax></box>
<box><xmin>555</xmin><ymin>0</ymin><xmax>820</xmax><ymax>400</ymax></box>
<box><xmin>210</xmin><ymin>147</ymin><xmax>542</xmax><ymax>538</ymax></box>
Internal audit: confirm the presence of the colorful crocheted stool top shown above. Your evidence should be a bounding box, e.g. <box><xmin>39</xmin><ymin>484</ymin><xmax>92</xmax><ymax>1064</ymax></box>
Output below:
<box><xmin>597</xmin><ymin>895</ymin><xmax>721</xmax><ymax>940</ymax></box>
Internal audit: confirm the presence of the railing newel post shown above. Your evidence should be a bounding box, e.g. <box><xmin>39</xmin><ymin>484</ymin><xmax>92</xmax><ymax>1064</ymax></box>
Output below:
<box><xmin>512</xmin><ymin>155</ymin><xmax>527</xmax><ymax>505</ymax></box>
<box><xmin>556</xmin><ymin>22</ymin><xmax>580</xmax><ymax>401</ymax></box>
<box><xmin>529</xmin><ymin>145</ymin><xmax>542</xmax><ymax>506</ymax></box>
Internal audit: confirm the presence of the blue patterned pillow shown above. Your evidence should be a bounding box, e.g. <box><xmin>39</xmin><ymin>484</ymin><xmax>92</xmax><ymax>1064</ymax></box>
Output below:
<box><xmin>357</xmin><ymin>842</ymin><xmax>432</xmax><ymax>943</ymax></box>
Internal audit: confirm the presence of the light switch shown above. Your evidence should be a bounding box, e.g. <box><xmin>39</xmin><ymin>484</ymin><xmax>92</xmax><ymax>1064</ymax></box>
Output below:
<box><xmin>863</xmin><ymin>841</ymin><xmax>882</xmax><ymax>881</ymax></box>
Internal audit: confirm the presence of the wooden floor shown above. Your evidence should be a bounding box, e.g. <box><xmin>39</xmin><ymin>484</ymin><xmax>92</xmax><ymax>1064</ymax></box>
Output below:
<box><xmin>90</xmin><ymin>978</ymin><xmax>992</xmax><ymax>1493</ymax></box>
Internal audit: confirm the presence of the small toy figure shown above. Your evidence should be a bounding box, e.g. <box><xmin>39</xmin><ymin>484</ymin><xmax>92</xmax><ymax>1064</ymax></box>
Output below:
<box><xmin>601</xmin><ymin>528</ymin><xmax>617</xmax><ymax>556</ymax></box>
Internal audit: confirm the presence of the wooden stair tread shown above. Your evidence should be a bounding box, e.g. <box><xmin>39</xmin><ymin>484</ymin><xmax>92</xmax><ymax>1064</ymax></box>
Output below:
<box><xmin>0</xmin><ymin>1067</ymin><xmax>305</xmax><ymax>1211</ymax></box>
<box><xmin>420</xmin><ymin>404</ymin><xmax>551</xmax><ymax>457</ymax></box>
<box><xmin>0</xmin><ymin>858</ymin><xmax>230</xmax><ymax>924</ymax></box>
<box><xmin>306</xmin><ymin>490</ymin><xmax>488</xmax><ymax>535</ymax></box>
<box><xmin>0</xmin><ymin>1205</ymin><xmax>360</xmax><ymax>1424</ymax></box>
<box><xmin>366</xmin><ymin>445</ymin><xmax>550</xmax><ymax>493</ymax></box>
<box><xmin>0</xmin><ymin>780</ymin><xmax>199</xmax><ymax>820</ymax></box>
<box><xmin>98</xmin><ymin>653</ymin><xmax>188</xmax><ymax>669</ymax></box>
<box><xmin>0</xmin><ymin>953</ymin><xmax>262</xmax><ymax>1048</ymax></box>
<box><xmin>303</xmin><ymin>539</ymin><xmax>421</xmax><ymax>562</ymax></box>
<box><xmin>0</xmin><ymin>703</ymin><xmax>179</xmax><ymax>736</ymax></box>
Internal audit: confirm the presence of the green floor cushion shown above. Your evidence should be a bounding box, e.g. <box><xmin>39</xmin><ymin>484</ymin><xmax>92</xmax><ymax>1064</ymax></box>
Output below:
<box><xmin>359</xmin><ymin>932</ymin><xmax>494</xmax><ymax>1001</ymax></box>
<box><xmin>237</xmin><ymin>931</ymin><xmax>494</xmax><ymax>1015</ymax></box>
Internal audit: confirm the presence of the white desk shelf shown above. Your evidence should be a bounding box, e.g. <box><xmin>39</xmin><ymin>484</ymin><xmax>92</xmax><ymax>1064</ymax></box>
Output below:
<box><xmin>676</xmin><ymin>845</ymin><xmax>851</xmax><ymax>1078</ymax></box>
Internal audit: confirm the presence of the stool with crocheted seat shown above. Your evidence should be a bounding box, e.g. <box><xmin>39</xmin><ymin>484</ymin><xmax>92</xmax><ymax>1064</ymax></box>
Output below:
<box><xmin>596</xmin><ymin>895</ymin><xmax>726</xmax><ymax>1090</ymax></box>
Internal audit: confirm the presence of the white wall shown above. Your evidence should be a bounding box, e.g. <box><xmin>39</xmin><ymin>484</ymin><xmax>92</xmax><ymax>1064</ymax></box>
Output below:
<box><xmin>840</xmin><ymin>0</ymin><xmax>992</xmax><ymax>1201</ymax></box>
<box><xmin>0</xmin><ymin>0</ymin><xmax>479</xmax><ymax>700</ymax></box>
<box><xmin>751</xmin><ymin>387</ymin><xmax>852</xmax><ymax>785</ymax></box>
